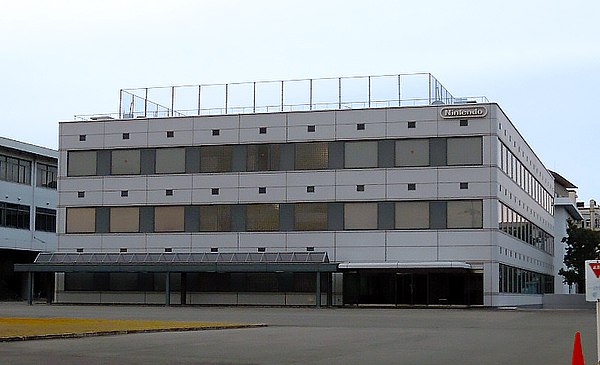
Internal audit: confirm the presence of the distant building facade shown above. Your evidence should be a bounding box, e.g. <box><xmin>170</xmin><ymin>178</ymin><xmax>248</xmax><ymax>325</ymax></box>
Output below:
<box><xmin>577</xmin><ymin>200</ymin><xmax>600</xmax><ymax>231</ymax></box>
<box><xmin>0</xmin><ymin>137</ymin><xmax>57</xmax><ymax>299</ymax></box>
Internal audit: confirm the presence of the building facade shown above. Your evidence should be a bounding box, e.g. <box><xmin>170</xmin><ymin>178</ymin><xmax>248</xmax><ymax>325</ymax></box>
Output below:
<box><xmin>577</xmin><ymin>200</ymin><xmax>600</xmax><ymax>231</ymax></box>
<box><xmin>48</xmin><ymin>74</ymin><xmax>559</xmax><ymax>307</ymax></box>
<box><xmin>0</xmin><ymin>137</ymin><xmax>57</xmax><ymax>299</ymax></box>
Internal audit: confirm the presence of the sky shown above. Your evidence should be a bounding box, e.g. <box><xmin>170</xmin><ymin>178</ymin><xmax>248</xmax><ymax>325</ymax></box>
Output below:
<box><xmin>1</xmin><ymin>0</ymin><xmax>598</xmax><ymax>201</ymax></box>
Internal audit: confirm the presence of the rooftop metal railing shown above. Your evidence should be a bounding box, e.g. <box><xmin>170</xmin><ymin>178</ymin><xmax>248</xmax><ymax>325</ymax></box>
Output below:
<box><xmin>73</xmin><ymin>73</ymin><xmax>489</xmax><ymax>121</ymax></box>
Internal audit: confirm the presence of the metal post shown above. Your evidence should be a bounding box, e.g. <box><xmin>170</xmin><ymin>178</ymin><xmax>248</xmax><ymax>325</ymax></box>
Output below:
<box><xmin>316</xmin><ymin>272</ymin><xmax>321</xmax><ymax>308</ymax></box>
<box><xmin>144</xmin><ymin>88</ymin><xmax>148</xmax><ymax>117</ymax></box>
<box><xmin>428</xmin><ymin>74</ymin><xmax>432</xmax><ymax>105</ymax></box>
<box><xmin>225</xmin><ymin>84</ymin><xmax>228</xmax><ymax>114</ymax></box>
<box><xmin>27</xmin><ymin>272</ymin><xmax>33</xmax><ymax>305</ymax></box>
<box><xmin>397</xmin><ymin>75</ymin><xmax>402</xmax><ymax>107</ymax></box>
<box><xmin>181</xmin><ymin>273</ymin><xmax>187</xmax><ymax>305</ymax></box>
<box><xmin>597</xmin><ymin>300</ymin><xmax>600</xmax><ymax>364</ymax></box>
<box><xmin>338</xmin><ymin>78</ymin><xmax>342</xmax><ymax>109</ymax></box>
<box><xmin>118</xmin><ymin>90</ymin><xmax>123</xmax><ymax>119</ymax></box>
<box><xmin>309</xmin><ymin>79</ymin><xmax>313</xmax><ymax>110</ymax></box>
<box><xmin>197</xmin><ymin>85</ymin><xmax>202</xmax><ymax>116</ymax></box>
<box><xmin>171</xmin><ymin>86</ymin><xmax>175</xmax><ymax>117</ymax></box>
<box><xmin>165</xmin><ymin>272</ymin><xmax>171</xmax><ymax>306</ymax></box>
<box><xmin>368</xmin><ymin>76</ymin><xmax>371</xmax><ymax>108</ymax></box>
<box><xmin>280</xmin><ymin>80</ymin><xmax>284</xmax><ymax>112</ymax></box>
<box><xmin>327</xmin><ymin>273</ymin><xmax>333</xmax><ymax>307</ymax></box>
<box><xmin>253</xmin><ymin>82</ymin><xmax>256</xmax><ymax>113</ymax></box>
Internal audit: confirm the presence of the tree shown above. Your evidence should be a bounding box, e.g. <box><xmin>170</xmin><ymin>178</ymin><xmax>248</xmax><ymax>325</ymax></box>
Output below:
<box><xmin>559</xmin><ymin>221</ymin><xmax>600</xmax><ymax>293</ymax></box>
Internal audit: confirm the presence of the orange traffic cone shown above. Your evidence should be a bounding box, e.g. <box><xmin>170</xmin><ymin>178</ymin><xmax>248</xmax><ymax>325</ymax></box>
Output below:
<box><xmin>572</xmin><ymin>331</ymin><xmax>585</xmax><ymax>365</ymax></box>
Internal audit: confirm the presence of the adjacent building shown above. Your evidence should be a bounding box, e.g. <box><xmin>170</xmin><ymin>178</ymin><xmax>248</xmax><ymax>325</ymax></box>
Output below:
<box><xmin>0</xmin><ymin>137</ymin><xmax>57</xmax><ymax>299</ymax></box>
<box><xmin>19</xmin><ymin>74</ymin><xmax>561</xmax><ymax>307</ymax></box>
<box><xmin>577</xmin><ymin>199</ymin><xmax>600</xmax><ymax>231</ymax></box>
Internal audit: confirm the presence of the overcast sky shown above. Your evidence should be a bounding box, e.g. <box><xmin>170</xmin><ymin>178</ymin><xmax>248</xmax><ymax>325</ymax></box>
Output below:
<box><xmin>1</xmin><ymin>0</ymin><xmax>598</xmax><ymax>201</ymax></box>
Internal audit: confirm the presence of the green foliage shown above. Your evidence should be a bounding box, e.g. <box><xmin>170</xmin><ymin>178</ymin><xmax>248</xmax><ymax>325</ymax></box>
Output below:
<box><xmin>558</xmin><ymin>221</ymin><xmax>600</xmax><ymax>293</ymax></box>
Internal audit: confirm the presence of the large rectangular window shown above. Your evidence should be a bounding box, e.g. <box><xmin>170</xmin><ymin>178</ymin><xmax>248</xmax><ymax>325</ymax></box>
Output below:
<box><xmin>247</xmin><ymin>144</ymin><xmax>280</xmax><ymax>171</ymax></box>
<box><xmin>344</xmin><ymin>203</ymin><xmax>378</xmax><ymax>230</ymax></box>
<box><xmin>447</xmin><ymin>200</ymin><xmax>483</xmax><ymax>229</ymax></box>
<box><xmin>0</xmin><ymin>155</ymin><xmax>32</xmax><ymax>184</ymax></box>
<box><xmin>295</xmin><ymin>203</ymin><xmax>328</xmax><ymax>231</ymax></box>
<box><xmin>36</xmin><ymin>163</ymin><xmax>57</xmax><ymax>189</ymax></box>
<box><xmin>154</xmin><ymin>206</ymin><xmax>185</xmax><ymax>232</ymax></box>
<box><xmin>295</xmin><ymin>142</ymin><xmax>328</xmax><ymax>170</ymax></box>
<box><xmin>68</xmin><ymin>151</ymin><xmax>97</xmax><ymax>176</ymax></box>
<box><xmin>246</xmin><ymin>204</ymin><xmax>279</xmax><ymax>231</ymax></box>
<box><xmin>1</xmin><ymin>203</ymin><xmax>30</xmax><ymax>230</ymax></box>
<box><xmin>396</xmin><ymin>139</ymin><xmax>429</xmax><ymax>167</ymax></box>
<box><xmin>395</xmin><ymin>201</ymin><xmax>429</xmax><ymax>229</ymax></box>
<box><xmin>66</xmin><ymin>207</ymin><xmax>96</xmax><ymax>233</ymax></box>
<box><xmin>199</xmin><ymin>205</ymin><xmax>232</xmax><ymax>231</ymax></box>
<box><xmin>344</xmin><ymin>141</ymin><xmax>378</xmax><ymax>168</ymax></box>
<box><xmin>111</xmin><ymin>150</ymin><xmax>141</xmax><ymax>175</ymax></box>
<box><xmin>35</xmin><ymin>207</ymin><xmax>56</xmax><ymax>232</ymax></box>
<box><xmin>447</xmin><ymin>137</ymin><xmax>482</xmax><ymax>166</ymax></box>
<box><xmin>200</xmin><ymin>145</ymin><xmax>233</xmax><ymax>173</ymax></box>
<box><xmin>110</xmin><ymin>207</ymin><xmax>140</xmax><ymax>233</ymax></box>
<box><xmin>155</xmin><ymin>148</ymin><xmax>185</xmax><ymax>174</ymax></box>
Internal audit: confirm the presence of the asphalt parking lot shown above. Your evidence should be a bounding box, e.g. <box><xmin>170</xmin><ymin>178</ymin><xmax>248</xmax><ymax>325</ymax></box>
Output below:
<box><xmin>0</xmin><ymin>302</ymin><xmax>596</xmax><ymax>365</ymax></box>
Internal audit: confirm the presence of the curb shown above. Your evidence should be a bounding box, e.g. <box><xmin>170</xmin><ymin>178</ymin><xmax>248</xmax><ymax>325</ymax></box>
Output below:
<box><xmin>0</xmin><ymin>323</ymin><xmax>267</xmax><ymax>342</ymax></box>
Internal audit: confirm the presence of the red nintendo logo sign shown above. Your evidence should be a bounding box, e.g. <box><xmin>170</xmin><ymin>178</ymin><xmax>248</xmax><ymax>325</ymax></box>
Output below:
<box><xmin>590</xmin><ymin>262</ymin><xmax>600</xmax><ymax>278</ymax></box>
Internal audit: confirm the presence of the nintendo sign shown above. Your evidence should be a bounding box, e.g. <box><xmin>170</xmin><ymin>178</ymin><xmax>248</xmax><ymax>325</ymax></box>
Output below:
<box><xmin>440</xmin><ymin>106</ymin><xmax>488</xmax><ymax>119</ymax></box>
<box><xmin>585</xmin><ymin>260</ymin><xmax>600</xmax><ymax>301</ymax></box>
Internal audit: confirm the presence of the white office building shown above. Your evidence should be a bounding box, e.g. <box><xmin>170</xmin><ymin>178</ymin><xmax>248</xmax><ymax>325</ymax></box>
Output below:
<box><xmin>19</xmin><ymin>74</ymin><xmax>560</xmax><ymax>307</ymax></box>
<box><xmin>0</xmin><ymin>137</ymin><xmax>57</xmax><ymax>299</ymax></box>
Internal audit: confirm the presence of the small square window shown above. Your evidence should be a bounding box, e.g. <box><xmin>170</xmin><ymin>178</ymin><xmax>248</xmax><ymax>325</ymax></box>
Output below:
<box><xmin>460</xmin><ymin>119</ymin><xmax>469</xmax><ymax>126</ymax></box>
<box><xmin>119</xmin><ymin>248</ymin><xmax>128</xmax><ymax>253</ymax></box>
<box><xmin>164</xmin><ymin>247</ymin><xmax>172</xmax><ymax>253</ymax></box>
<box><xmin>407</xmin><ymin>121</ymin><xmax>416</xmax><ymax>129</ymax></box>
<box><xmin>121</xmin><ymin>190</ymin><xmax>129</xmax><ymax>197</ymax></box>
<box><xmin>212</xmin><ymin>129</ymin><xmax>220</xmax><ymax>136</ymax></box>
<box><xmin>77</xmin><ymin>191</ymin><xmax>85</xmax><ymax>198</ymax></box>
<box><xmin>356</xmin><ymin>184</ymin><xmax>365</xmax><ymax>192</ymax></box>
<box><xmin>166</xmin><ymin>189</ymin><xmax>173</xmax><ymax>196</ymax></box>
<box><xmin>307</xmin><ymin>125</ymin><xmax>316</xmax><ymax>132</ymax></box>
<box><xmin>166</xmin><ymin>131</ymin><xmax>174</xmax><ymax>138</ymax></box>
<box><xmin>79</xmin><ymin>135</ymin><xmax>86</xmax><ymax>141</ymax></box>
<box><xmin>258</xmin><ymin>187</ymin><xmax>267</xmax><ymax>194</ymax></box>
<box><xmin>356</xmin><ymin>123</ymin><xmax>365</xmax><ymax>130</ymax></box>
<box><xmin>122</xmin><ymin>133</ymin><xmax>130</xmax><ymax>139</ymax></box>
<box><xmin>408</xmin><ymin>183</ymin><xmax>416</xmax><ymax>191</ymax></box>
<box><xmin>460</xmin><ymin>182</ymin><xmax>469</xmax><ymax>189</ymax></box>
<box><xmin>76</xmin><ymin>248</ymin><xmax>84</xmax><ymax>253</ymax></box>
<box><xmin>306</xmin><ymin>246</ymin><xmax>315</xmax><ymax>252</ymax></box>
<box><xmin>306</xmin><ymin>186</ymin><xmax>315</xmax><ymax>193</ymax></box>
<box><xmin>257</xmin><ymin>247</ymin><xmax>266</xmax><ymax>252</ymax></box>
<box><xmin>259</xmin><ymin>127</ymin><xmax>267</xmax><ymax>134</ymax></box>
<box><xmin>211</xmin><ymin>188</ymin><xmax>220</xmax><ymax>195</ymax></box>
<box><xmin>210</xmin><ymin>247</ymin><xmax>219</xmax><ymax>253</ymax></box>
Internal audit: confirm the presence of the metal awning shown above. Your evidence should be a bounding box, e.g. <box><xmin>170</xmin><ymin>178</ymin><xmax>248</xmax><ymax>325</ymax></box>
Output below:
<box><xmin>14</xmin><ymin>252</ymin><xmax>339</xmax><ymax>273</ymax></box>
<box><xmin>337</xmin><ymin>261</ymin><xmax>473</xmax><ymax>270</ymax></box>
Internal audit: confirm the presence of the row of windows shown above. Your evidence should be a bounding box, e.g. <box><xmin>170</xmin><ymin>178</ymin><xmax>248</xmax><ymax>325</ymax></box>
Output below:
<box><xmin>0</xmin><ymin>203</ymin><xmax>56</xmax><ymax>232</ymax></box>
<box><xmin>498</xmin><ymin>264</ymin><xmax>553</xmax><ymax>294</ymax></box>
<box><xmin>65</xmin><ymin>200</ymin><xmax>484</xmax><ymax>234</ymax></box>
<box><xmin>497</xmin><ymin>202</ymin><xmax>554</xmax><ymax>254</ymax></box>
<box><xmin>67</xmin><ymin>137</ymin><xmax>484</xmax><ymax>176</ymax></box>
<box><xmin>64</xmin><ymin>272</ymin><xmax>326</xmax><ymax>293</ymax></box>
<box><xmin>0</xmin><ymin>154</ymin><xmax>57</xmax><ymax>189</ymax></box>
<box><xmin>498</xmin><ymin>141</ymin><xmax>552</xmax><ymax>214</ymax></box>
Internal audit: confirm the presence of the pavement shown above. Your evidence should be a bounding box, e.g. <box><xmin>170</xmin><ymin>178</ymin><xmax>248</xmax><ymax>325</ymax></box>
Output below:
<box><xmin>0</xmin><ymin>302</ymin><xmax>596</xmax><ymax>365</ymax></box>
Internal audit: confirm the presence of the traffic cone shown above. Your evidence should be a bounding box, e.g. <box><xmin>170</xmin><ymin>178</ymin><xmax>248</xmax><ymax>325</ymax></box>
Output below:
<box><xmin>572</xmin><ymin>331</ymin><xmax>585</xmax><ymax>365</ymax></box>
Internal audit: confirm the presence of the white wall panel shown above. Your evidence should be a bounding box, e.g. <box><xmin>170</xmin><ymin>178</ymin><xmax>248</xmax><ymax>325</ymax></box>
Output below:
<box><xmin>336</xmin><ymin>109</ymin><xmax>386</xmax><ymax>124</ymax></box>
<box><xmin>192</xmin><ymin>174</ymin><xmax>239</xmax><ymax>189</ymax></box>
<box><xmin>239</xmin><ymin>187</ymin><xmax>286</xmax><ymax>203</ymax></box>
<box><xmin>386</xmin><ymin>183</ymin><xmax>437</xmax><ymax>200</ymax></box>
<box><xmin>386</xmin><ymin>246</ymin><xmax>438</xmax><ymax>261</ymax></box>
<box><xmin>147</xmin><ymin>175</ymin><xmax>192</xmax><ymax>190</ymax></box>
<box><xmin>147</xmin><ymin>189</ymin><xmax>192</xmax><ymax>205</ymax></box>
<box><xmin>336</xmin><ymin>122</ymin><xmax>386</xmax><ymax>140</ymax></box>
<box><xmin>286</xmin><ymin>185</ymin><xmax>335</xmax><ymax>202</ymax></box>
<box><xmin>191</xmin><ymin>233</ymin><xmax>239</xmax><ymax>250</ymax></box>
<box><xmin>58</xmin><ymin>234</ymin><xmax>101</xmax><ymax>251</ymax></box>
<box><xmin>104</xmin><ymin>133</ymin><xmax>148</xmax><ymax>148</ymax></box>
<box><xmin>386</xmin><ymin>231</ymin><xmax>438</xmax><ymax>247</ymax></box>
<box><xmin>238</xmin><ymin>232</ymin><xmax>287</xmax><ymax>249</ymax></box>
<box><xmin>287</xmin><ymin>111</ymin><xmax>335</xmax><ymax>126</ymax></box>
<box><xmin>147</xmin><ymin>130</ymin><xmax>193</xmax><ymax>147</ymax></box>
<box><xmin>104</xmin><ymin>177</ymin><xmax>147</xmax><ymax>191</ymax></box>
<box><xmin>103</xmin><ymin>190</ymin><xmax>146</xmax><ymax>205</ymax></box>
<box><xmin>60</xmin><ymin>191</ymin><xmax>103</xmax><ymax>206</ymax></box>
<box><xmin>61</xmin><ymin>134</ymin><xmax>104</xmax><ymax>150</ymax></box>
<box><xmin>192</xmin><ymin>187</ymin><xmax>238</xmax><ymax>204</ymax></box>
<box><xmin>239</xmin><ymin>126</ymin><xmax>286</xmax><ymax>143</ymax></box>
<box><xmin>146</xmin><ymin>233</ymin><xmax>191</xmax><ymax>250</ymax></box>
<box><xmin>240</xmin><ymin>113</ymin><xmax>286</xmax><ymax>128</ymax></box>
<box><xmin>287</xmin><ymin>171</ymin><xmax>335</xmax><ymax>186</ymax></box>
<box><xmin>386</xmin><ymin>169</ymin><xmax>437</xmax><ymax>184</ymax></box>
<box><xmin>386</xmin><ymin>120</ymin><xmax>437</xmax><ymax>138</ymax></box>
<box><xmin>192</xmin><ymin>128</ymin><xmax>239</xmax><ymax>145</ymax></box>
<box><xmin>288</xmin><ymin>125</ymin><xmax>335</xmax><ymax>142</ymax></box>
<box><xmin>386</xmin><ymin>107</ymin><xmax>438</xmax><ymax>122</ymax></box>
<box><xmin>336</xmin><ymin>169</ymin><xmax>386</xmax><ymax>185</ymax></box>
<box><xmin>239</xmin><ymin>172</ymin><xmax>286</xmax><ymax>187</ymax></box>
<box><xmin>100</xmin><ymin>234</ymin><xmax>147</xmax><ymax>250</ymax></box>
<box><xmin>194</xmin><ymin>115</ymin><xmax>239</xmax><ymax>130</ymax></box>
<box><xmin>147</xmin><ymin>117</ymin><xmax>193</xmax><ymax>132</ymax></box>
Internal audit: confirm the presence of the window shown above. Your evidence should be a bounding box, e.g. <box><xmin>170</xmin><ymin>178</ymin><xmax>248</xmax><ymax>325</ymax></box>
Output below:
<box><xmin>447</xmin><ymin>200</ymin><xmax>483</xmax><ymax>229</ymax></box>
<box><xmin>295</xmin><ymin>203</ymin><xmax>327</xmax><ymax>231</ymax></box>
<box><xmin>199</xmin><ymin>205</ymin><xmax>232</xmax><ymax>231</ymax></box>
<box><xmin>247</xmin><ymin>144</ymin><xmax>280</xmax><ymax>171</ymax></box>
<box><xmin>36</xmin><ymin>163</ymin><xmax>57</xmax><ymax>189</ymax></box>
<box><xmin>295</xmin><ymin>142</ymin><xmax>328</xmax><ymax>170</ymax></box>
<box><xmin>344</xmin><ymin>203</ymin><xmax>377</xmax><ymax>229</ymax></box>
<box><xmin>447</xmin><ymin>137</ymin><xmax>482</xmax><ymax>165</ymax></box>
<box><xmin>345</xmin><ymin>141</ymin><xmax>378</xmax><ymax>168</ymax></box>
<box><xmin>110</xmin><ymin>207</ymin><xmax>139</xmax><ymax>233</ymax></box>
<box><xmin>395</xmin><ymin>139</ymin><xmax>429</xmax><ymax>167</ymax></box>
<box><xmin>111</xmin><ymin>150</ymin><xmax>140</xmax><ymax>175</ymax></box>
<box><xmin>201</xmin><ymin>145</ymin><xmax>232</xmax><ymax>172</ymax></box>
<box><xmin>154</xmin><ymin>206</ymin><xmax>185</xmax><ymax>232</ymax></box>
<box><xmin>0</xmin><ymin>203</ymin><xmax>30</xmax><ymax>230</ymax></box>
<box><xmin>67</xmin><ymin>151</ymin><xmax>96</xmax><ymax>176</ymax></box>
<box><xmin>155</xmin><ymin>148</ymin><xmax>185</xmax><ymax>174</ymax></box>
<box><xmin>246</xmin><ymin>204</ymin><xmax>279</xmax><ymax>231</ymax></box>
<box><xmin>407</xmin><ymin>121</ymin><xmax>416</xmax><ymax>129</ymax></box>
<box><xmin>66</xmin><ymin>207</ymin><xmax>96</xmax><ymax>233</ymax></box>
<box><xmin>0</xmin><ymin>155</ymin><xmax>32</xmax><ymax>184</ymax></box>
<box><xmin>35</xmin><ymin>207</ymin><xmax>56</xmax><ymax>232</ymax></box>
<box><xmin>395</xmin><ymin>202</ymin><xmax>429</xmax><ymax>229</ymax></box>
